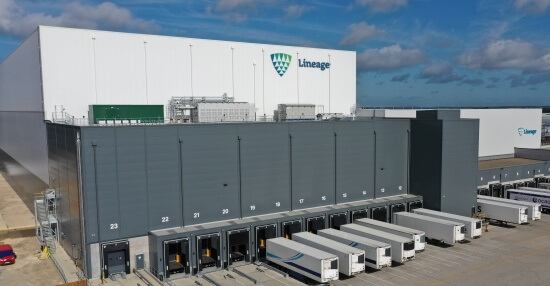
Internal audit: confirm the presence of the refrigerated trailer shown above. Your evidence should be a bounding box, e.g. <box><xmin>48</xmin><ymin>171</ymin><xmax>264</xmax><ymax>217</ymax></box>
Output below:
<box><xmin>293</xmin><ymin>232</ymin><xmax>365</xmax><ymax>276</ymax></box>
<box><xmin>317</xmin><ymin>229</ymin><xmax>392</xmax><ymax>270</ymax></box>
<box><xmin>476</xmin><ymin>200</ymin><xmax>528</xmax><ymax>224</ymax></box>
<box><xmin>504</xmin><ymin>189</ymin><xmax>550</xmax><ymax>214</ymax></box>
<box><xmin>519</xmin><ymin>186</ymin><xmax>550</xmax><ymax>193</ymax></box>
<box><xmin>354</xmin><ymin>218</ymin><xmax>426</xmax><ymax>251</ymax></box>
<box><xmin>392</xmin><ymin>212</ymin><xmax>465</xmax><ymax>244</ymax></box>
<box><xmin>477</xmin><ymin>195</ymin><xmax>542</xmax><ymax>220</ymax></box>
<box><xmin>340</xmin><ymin>224</ymin><xmax>415</xmax><ymax>263</ymax></box>
<box><xmin>410</xmin><ymin>208</ymin><xmax>482</xmax><ymax>239</ymax></box>
<box><xmin>266</xmin><ymin>238</ymin><xmax>339</xmax><ymax>283</ymax></box>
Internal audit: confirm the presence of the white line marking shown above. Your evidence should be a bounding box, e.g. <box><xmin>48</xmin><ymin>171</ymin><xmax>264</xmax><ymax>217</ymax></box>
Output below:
<box><xmin>405</xmin><ymin>264</ymin><xmax>433</xmax><ymax>274</ymax></box>
<box><xmin>354</xmin><ymin>275</ymin><xmax>382</xmax><ymax>286</ymax></box>
<box><xmin>390</xmin><ymin>268</ymin><xmax>418</xmax><ymax>278</ymax></box>
<box><xmin>410</xmin><ymin>260</ymin><xmax>440</xmax><ymax>271</ymax></box>
<box><xmin>421</xmin><ymin>253</ymin><xmax>461</xmax><ymax>266</ymax></box>
<box><xmin>360</xmin><ymin>272</ymin><xmax>394</xmax><ymax>285</ymax></box>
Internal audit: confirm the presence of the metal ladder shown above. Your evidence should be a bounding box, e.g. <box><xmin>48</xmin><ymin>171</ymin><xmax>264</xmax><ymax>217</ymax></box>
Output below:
<box><xmin>35</xmin><ymin>189</ymin><xmax>57</xmax><ymax>253</ymax></box>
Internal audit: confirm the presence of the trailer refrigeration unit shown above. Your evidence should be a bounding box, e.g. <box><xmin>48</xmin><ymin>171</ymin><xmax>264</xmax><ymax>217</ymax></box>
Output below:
<box><xmin>293</xmin><ymin>232</ymin><xmax>365</xmax><ymax>276</ymax></box>
<box><xmin>392</xmin><ymin>212</ymin><xmax>465</xmax><ymax>244</ymax></box>
<box><xmin>266</xmin><ymin>238</ymin><xmax>339</xmax><ymax>283</ymax></box>
<box><xmin>504</xmin><ymin>189</ymin><xmax>550</xmax><ymax>214</ymax></box>
<box><xmin>317</xmin><ymin>229</ymin><xmax>392</xmax><ymax>270</ymax></box>
<box><xmin>410</xmin><ymin>208</ymin><xmax>482</xmax><ymax>239</ymax></box>
<box><xmin>353</xmin><ymin>218</ymin><xmax>426</xmax><ymax>251</ymax></box>
<box><xmin>477</xmin><ymin>195</ymin><xmax>542</xmax><ymax>220</ymax></box>
<box><xmin>476</xmin><ymin>200</ymin><xmax>529</xmax><ymax>224</ymax></box>
<box><xmin>340</xmin><ymin>224</ymin><xmax>415</xmax><ymax>263</ymax></box>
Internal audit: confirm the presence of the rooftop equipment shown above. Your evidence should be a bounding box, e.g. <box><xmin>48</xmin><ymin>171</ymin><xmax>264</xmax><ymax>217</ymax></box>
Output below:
<box><xmin>477</xmin><ymin>195</ymin><xmax>541</xmax><ymax>220</ymax></box>
<box><xmin>476</xmin><ymin>200</ymin><xmax>529</xmax><ymax>224</ymax></box>
<box><xmin>266</xmin><ymin>237</ymin><xmax>339</xmax><ymax>283</ymax></box>
<box><xmin>392</xmin><ymin>212</ymin><xmax>466</xmax><ymax>244</ymax></box>
<box><xmin>340</xmin><ymin>224</ymin><xmax>415</xmax><ymax>263</ymax></box>
<box><xmin>354</xmin><ymin>218</ymin><xmax>426</xmax><ymax>251</ymax></box>
<box><xmin>317</xmin><ymin>229</ymin><xmax>392</xmax><ymax>270</ymax></box>
<box><xmin>411</xmin><ymin>208</ymin><xmax>482</xmax><ymax>239</ymax></box>
<box><xmin>293</xmin><ymin>232</ymin><xmax>365</xmax><ymax>276</ymax></box>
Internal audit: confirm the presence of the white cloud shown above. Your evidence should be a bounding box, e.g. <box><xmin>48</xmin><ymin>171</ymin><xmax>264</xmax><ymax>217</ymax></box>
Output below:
<box><xmin>514</xmin><ymin>0</ymin><xmax>550</xmax><ymax>13</ymax></box>
<box><xmin>285</xmin><ymin>5</ymin><xmax>313</xmax><ymax>18</ymax></box>
<box><xmin>418</xmin><ymin>62</ymin><xmax>465</xmax><ymax>84</ymax></box>
<box><xmin>355</xmin><ymin>0</ymin><xmax>407</xmax><ymax>12</ymax></box>
<box><xmin>357</xmin><ymin>44</ymin><xmax>426</xmax><ymax>72</ymax></box>
<box><xmin>339</xmin><ymin>21</ymin><xmax>385</xmax><ymax>46</ymax></box>
<box><xmin>0</xmin><ymin>0</ymin><xmax>159</xmax><ymax>38</ymax></box>
<box><xmin>212</xmin><ymin>0</ymin><xmax>279</xmax><ymax>22</ymax></box>
<box><xmin>458</xmin><ymin>39</ymin><xmax>550</xmax><ymax>72</ymax></box>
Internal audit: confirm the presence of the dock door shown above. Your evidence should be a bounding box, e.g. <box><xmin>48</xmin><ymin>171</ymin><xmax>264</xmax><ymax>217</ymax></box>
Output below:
<box><xmin>164</xmin><ymin>238</ymin><xmax>190</xmax><ymax>279</ymax></box>
<box><xmin>196</xmin><ymin>233</ymin><xmax>221</xmax><ymax>273</ymax></box>
<box><xmin>255</xmin><ymin>224</ymin><xmax>276</xmax><ymax>262</ymax></box>
<box><xmin>350</xmin><ymin>209</ymin><xmax>368</xmax><ymax>222</ymax></box>
<box><xmin>389</xmin><ymin>203</ymin><xmax>406</xmax><ymax>222</ymax></box>
<box><xmin>101</xmin><ymin>241</ymin><xmax>130</xmax><ymax>277</ymax></box>
<box><xmin>306</xmin><ymin>216</ymin><xmax>325</xmax><ymax>234</ymax></box>
<box><xmin>281</xmin><ymin>220</ymin><xmax>301</xmax><ymax>239</ymax></box>
<box><xmin>329</xmin><ymin>213</ymin><xmax>347</xmax><ymax>230</ymax></box>
<box><xmin>227</xmin><ymin>229</ymin><xmax>250</xmax><ymax>266</ymax></box>
<box><xmin>371</xmin><ymin>206</ymin><xmax>388</xmax><ymax>222</ymax></box>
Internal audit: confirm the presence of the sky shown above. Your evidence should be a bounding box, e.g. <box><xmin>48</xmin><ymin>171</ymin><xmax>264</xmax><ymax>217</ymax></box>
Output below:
<box><xmin>1</xmin><ymin>0</ymin><xmax>549</xmax><ymax>108</ymax></box>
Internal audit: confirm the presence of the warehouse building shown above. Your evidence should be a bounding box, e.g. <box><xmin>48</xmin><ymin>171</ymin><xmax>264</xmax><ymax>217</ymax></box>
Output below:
<box><xmin>1</xmin><ymin>26</ymin><xmax>533</xmax><ymax>281</ymax></box>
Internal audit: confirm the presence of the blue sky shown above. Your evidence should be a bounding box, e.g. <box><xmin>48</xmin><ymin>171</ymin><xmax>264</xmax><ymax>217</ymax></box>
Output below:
<box><xmin>1</xmin><ymin>0</ymin><xmax>549</xmax><ymax>107</ymax></box>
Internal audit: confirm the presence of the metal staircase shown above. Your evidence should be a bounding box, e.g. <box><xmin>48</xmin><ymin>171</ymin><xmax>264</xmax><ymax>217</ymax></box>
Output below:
<box><xmin>35</xmin><ymin>189</ymin><xmax>58</xmax><ymax>253</ymax></box>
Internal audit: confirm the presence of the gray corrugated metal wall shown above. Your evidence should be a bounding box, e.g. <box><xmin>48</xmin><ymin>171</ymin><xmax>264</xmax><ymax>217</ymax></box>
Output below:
<box><xmin>74</xmin><ymin>120</ymin><xmax>411</xmax><ymax>243</ymax></box>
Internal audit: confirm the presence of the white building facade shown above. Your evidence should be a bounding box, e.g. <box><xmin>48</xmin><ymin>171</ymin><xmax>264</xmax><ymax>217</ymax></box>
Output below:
<box><xmin>0</xmin><ymin>26</ymin><xmax>356</xmax><ymax>182</ymax></box>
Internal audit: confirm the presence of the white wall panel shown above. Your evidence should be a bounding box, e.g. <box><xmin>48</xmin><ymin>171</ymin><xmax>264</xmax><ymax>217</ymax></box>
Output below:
<box><xmin>39</xmin><ymin>27</ymin><xmax>356</xmax><ymax>120</ymax></box>
<box><xmin>0</xmin><ymin>30</ymin><xmax>42</xmax><ymax>112</ymax></box>
<box><xmin>144</xmin><ymin>36</ymin><xmax>190</xmax><ymax>104</ymax></box>
<box><xmin>461</xmin><ymin>109</ymin><xmax>542</xmax><ymax>157</ymax></box>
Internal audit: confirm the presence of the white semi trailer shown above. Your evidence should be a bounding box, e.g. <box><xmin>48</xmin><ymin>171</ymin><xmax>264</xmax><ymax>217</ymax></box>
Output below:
<box><xmin>477</xmin><ymin>195</ymin><xmax>541</xmax><ymax>220</ymax></box>
<box><xmin>505</xmin><ymin>188</ymin><xmax>550</xmax><ymax>214</ymax></box>
<box><xmin>317</xmin><ymin>228</ymin><xmax>392</xmax><ymax>270</ymax></box>
<box><xmin>392</xmin><ymin>212</ymin><xmax>465</xmax><ymax>244</ymax></box>
<box><xmin>266</xmin><ymin>237</ymin><xmax>339</xmax><ymax>283</ymax></box>
<box><xmin>293</xmin><ymin>232</ymin><xmax>365</xmax><ymax>276</ymax></box>
<box><xmin>411</xmin><ymin>208</ymin><xmax>482</xmax><ymax>239</ymax></box>
<box><xmin>353</xmin><ymin>218</ymin><xmax>426</xmax><ymax>251</ymax></box>
<box><xmin>476</xmin><ymin>200</ymin><xmax>529</xmax><ymax>224</ymax></box>
<box><xmin>340</xmin><ymin>224</ymin><xmax>415</xmax><ymax>263</ymax></box>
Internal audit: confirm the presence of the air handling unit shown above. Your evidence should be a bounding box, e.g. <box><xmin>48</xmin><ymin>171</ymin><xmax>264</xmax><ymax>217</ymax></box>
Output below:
<box><xmin>317</xmin><ymin>229</ymin><xmax>392</xmax><ymax>270</ymax></box>
<box><xmin>392</xmin><ymin>212</ymin><xmax>466</xmax><ymax>244</ymax></box>
<box><xmin>293</xmin><ymin>232</ymin><xmax>365</xmax><ymax>276</ymax></box>
<box><xmin>340</xmin><ymin>224</ymin><xmax>415</xmax><ymax>263</ymax></box>
<box><xmin>266</xmin><ymin>237</ymin><xmax>339</xmax><ymax>283</ymax></box>
<box><xmin>353</xmin><ymin>218</ymin><xmax>426</xmax><ymax>251</ymax></box>
<box><xmin>411</xmin><ymin>208</ymin><xmax>482</xmax><ymax>239</ymax></box>
<box><xmin>476</xmin><ymin>200</ymin><xmax>528</xmax><ymax>224</ymax></box>
<box><xmin>477</xmin><ymin>195</ymin><xmax>541</xmax><ymax>220</ymax></box>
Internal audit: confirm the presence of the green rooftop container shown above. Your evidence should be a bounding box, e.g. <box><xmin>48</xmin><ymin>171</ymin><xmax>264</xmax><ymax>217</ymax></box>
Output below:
<box><xmin>89</xmin><ymin>105</ymin><xmax>164</xmax><ymax>124</ymax></box>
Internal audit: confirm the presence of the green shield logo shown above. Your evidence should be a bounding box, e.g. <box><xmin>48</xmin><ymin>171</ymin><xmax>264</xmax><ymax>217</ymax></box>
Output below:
<box><xmin>271</xmin><ymin>53</ymin><xmax>292</xmax><ymax>77</ymax></box>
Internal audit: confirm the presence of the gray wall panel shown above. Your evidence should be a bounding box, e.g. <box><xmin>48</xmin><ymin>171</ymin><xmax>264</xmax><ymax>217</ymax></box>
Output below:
<box><xmin>180</xmin><ymin>125</ymin><xmax>240</xmax><ymax>224</ymax></box>
<box><xmin>145</xmin><ymin>126</ymin><xmax>182</xmax><ymax>230</ymax></box>
<box><xmin>116</xmin><ymin>127</ymin><xmax>149</xmax><ymax>238</ymax></box>
<box><xmin>237</xmin><ymin>124</ymin><xmax>291</xmax><ymax>217</ymax></box>
<box><xmin>289</xmin><ymin>123</ymin><xmax>335</xmax><ymax>210</ymax></box>
<box><xmin>409</xmin><ymin>120</ymin><xmax>442</xmax><ymax>211</ymax></box>
<box><xmin>81</xmin><ymin>128</ymin><xmax>120</xmax><ymax>241</ymax></box>
<box><xmin>441</xmin><ymin>120</ymin><xmax>479</xmax><ymax>217</ymax></box>
<box><xmin>478</xmin><ymin>168</ymin><xmax>500</xmax><ymax>186</ymax></box>
<box><xmin>500</xmin><ymin>165</ymin><xmax>524</xmax><ymax>182</ymax></box>
<box><xmin>334</xmin><ymin>121</ymin><xmax>375</xmax><ymax>202</ymax></box>
<box><xmin>375</xmin><ymin>120</ymin><xmax>409</xmax><ymax>197</ymax></box>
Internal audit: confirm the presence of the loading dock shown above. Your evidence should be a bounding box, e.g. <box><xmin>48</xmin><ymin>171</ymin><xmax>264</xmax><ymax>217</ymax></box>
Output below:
<box><xmin>408</xmin><ymin>201</ymin><xmax>423</xmax><ymax>212</ymax></box>
<box><xmin>371</xmin><ymin>206</ymin><xmax>388</xmax><ymax>222</ymax></box>
<box><xmin>350</xmin><ymin>210</ymin><xmax>368</xmax><ymax>222</ymax></box>
<box><xmin>389</xmin><ymin>203</ymin><xmax>406</xmax><ymax>222</ymax></box>
<box><xmin>306</xmin><ymin>216</ymin><xmax>325</xmax><ymax>233</ymax></box>
<box><xmin>255</xmin><ymin>224</ymin><xmax>276</xmax><ymax>262</ymax></box>
<box><xmin>227</xmin><ymin>228</ymin><xmax>250</xmax><ymax>266</ymax></box>
<box><xmin>490</xmin><ymin>183</ymin><xmax>502</xmax><ymax>197</ymax></box>
<box><xmin>329</xmin><ymin>213</ymin><xmax>347</xmax><ymax>230</ymax></box>
<box><xmin>282</xmin><ymin>220</ymin><xmax>302</xmax><ymax>239</ymax></box>
<box><xmin>164</xmin><ymin>238</ymin><xmax>190</xmax><ymax>279</ymax></box>
<box><xmin>101</xmin><ymin>241</ymin><xmax>130</xmax><ymax>277</ymax></box>
<box><xmin>196</xmin><ymin>233</ymin><xmax>221</xmax><ymax>272</ymax></box>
